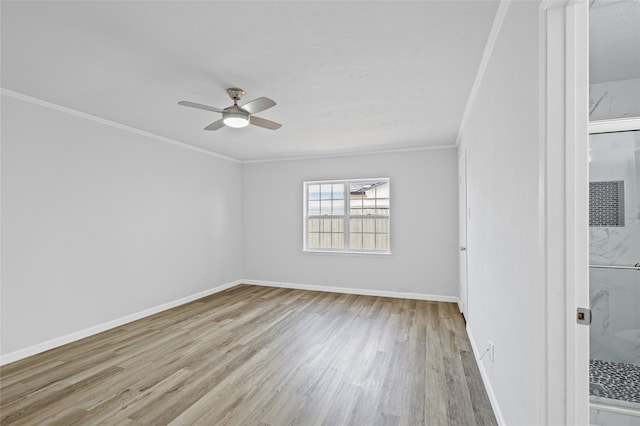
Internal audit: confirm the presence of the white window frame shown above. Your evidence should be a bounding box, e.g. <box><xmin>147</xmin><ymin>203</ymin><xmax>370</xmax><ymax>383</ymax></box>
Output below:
<box><xmin>303</xmin><ymin>178</ymin><xmax>391</xmax><ymax>255</ymax></box>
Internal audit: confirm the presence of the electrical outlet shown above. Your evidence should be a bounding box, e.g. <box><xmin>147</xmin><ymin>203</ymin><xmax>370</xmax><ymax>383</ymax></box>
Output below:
<box><xmin>488</xmin><ymin>341</ymin><xmax>495</xmax><ymax>363</ymax></box>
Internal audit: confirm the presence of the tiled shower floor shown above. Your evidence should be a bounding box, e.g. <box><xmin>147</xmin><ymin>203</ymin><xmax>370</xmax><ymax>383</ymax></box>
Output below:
<box><xmin>590</xmin><ymin>359</ymin><xmax>640</xmax><ymax>407</ymax></box>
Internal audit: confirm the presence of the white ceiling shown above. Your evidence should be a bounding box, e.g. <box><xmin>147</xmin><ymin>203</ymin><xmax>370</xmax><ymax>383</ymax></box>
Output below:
<box><xmin>590</xmin><ymin>0</ymin><xmax>640</xmax><ymax>84</ymax></box>
<box><xmin>1</xmin><ymin>1</ymin><xmax>500</xmax><ymax>162</ymax></box>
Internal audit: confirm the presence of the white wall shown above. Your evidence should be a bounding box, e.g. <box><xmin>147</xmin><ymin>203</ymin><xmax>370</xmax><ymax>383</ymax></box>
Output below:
<box><xmin>457</xmin><ymin>3</ymin><xmax>543</xmax><ymax>424</ymax></box>
<box><xmin>1</xmin><ymin>94</ymin><xmax>243</xmax><ymax>357</ymax></box>
<box><xmin>242</xmin><ymin>149</ymin><xmax>458</xmax><ymax>297</ymax></box>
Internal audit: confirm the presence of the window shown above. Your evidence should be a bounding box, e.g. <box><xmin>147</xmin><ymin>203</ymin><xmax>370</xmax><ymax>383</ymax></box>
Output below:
<box><xmin>304</xmin><ymin>178</ymin><xmax>390</xmax><ymax>254</ymax></box>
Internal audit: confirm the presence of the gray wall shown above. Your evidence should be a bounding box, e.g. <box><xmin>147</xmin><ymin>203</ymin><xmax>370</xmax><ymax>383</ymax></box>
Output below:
<box><xmin>242</xmin><ymin>149</ymin><xmax>459</xmax><ymax>297</ymax></box>
<box><xmin>1</xmin><ymin>94</ymin><xmax>243</xmax><ymax>355</ymax></box>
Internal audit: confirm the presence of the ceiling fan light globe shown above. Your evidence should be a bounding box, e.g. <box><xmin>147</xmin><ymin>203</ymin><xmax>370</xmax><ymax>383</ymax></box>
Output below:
<box><xmin>223</xmin><ymin>110</ymin><xmax>250</xmax><ymax>128</ymax></box>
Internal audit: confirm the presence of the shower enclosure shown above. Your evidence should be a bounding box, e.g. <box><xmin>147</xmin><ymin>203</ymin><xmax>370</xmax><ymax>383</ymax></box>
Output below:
<box><xmin>589</xmin><ymin>120</ymin><xmax>640</xmax><ymax>413</ymax></box>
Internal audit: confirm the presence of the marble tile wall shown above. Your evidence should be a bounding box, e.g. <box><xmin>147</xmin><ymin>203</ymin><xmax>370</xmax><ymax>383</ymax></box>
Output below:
<box><xmin>590</xmin><ymin>78</ymin><xmax>640</xmax><ymax>121</ymax></box>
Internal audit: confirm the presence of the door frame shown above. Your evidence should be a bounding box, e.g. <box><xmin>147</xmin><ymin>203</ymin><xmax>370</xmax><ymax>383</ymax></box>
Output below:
<box><xmin>539</xmin><ymin>1</ymin><xmax>589</xmax><ymax>424</ymax></box>
<box><xmin>458</xmin><ymin>151</ymin><xmax>468</xmax><ymax>319</ymax></box>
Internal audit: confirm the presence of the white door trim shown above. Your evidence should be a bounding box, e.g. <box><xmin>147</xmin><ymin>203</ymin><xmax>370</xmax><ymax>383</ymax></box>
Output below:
<box><xmin>539</xmin><ymin>1</ymin><xmax>589</xmax><ymax>424</ymax></box>
<box><xmin>458</xmin><ymin>151</ymin><xmax>468</xmax><ymax>318</ymax></box>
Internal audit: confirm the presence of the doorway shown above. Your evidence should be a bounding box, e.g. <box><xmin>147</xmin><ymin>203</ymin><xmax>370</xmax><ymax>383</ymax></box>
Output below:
<box><xmin>459</xmin><ymin>151</ymin><xmax>468</xmax><ymax>319</ymax></box>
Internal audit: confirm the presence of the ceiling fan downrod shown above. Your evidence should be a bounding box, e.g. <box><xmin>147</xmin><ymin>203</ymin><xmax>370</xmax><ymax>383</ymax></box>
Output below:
<box><xmin>226</xmin><ymin>88</ymin><xmax>246</xmax><ymax>105</ymax></box>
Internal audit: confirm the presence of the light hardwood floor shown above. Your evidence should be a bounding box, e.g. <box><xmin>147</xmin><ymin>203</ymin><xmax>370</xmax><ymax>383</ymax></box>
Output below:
<box><xmin>1</xmin><ymin>285</ymin><xmax>496</xmax><ymax>425</ymax></box>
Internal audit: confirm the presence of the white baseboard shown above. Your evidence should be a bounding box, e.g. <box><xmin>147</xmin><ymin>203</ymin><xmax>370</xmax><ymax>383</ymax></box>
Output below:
<box><xmin>241</xmin><ymin>279</ymin><xmax>459</xmax><ymax>303</ymax></box>
<box><xmin>0</xmin><ymin>280</ymin><xmax>243</xmax><ymax>366</ymax></box>
<box><xmin>466</xmin><ymin>324</ymin><xmax>506</xmax><ymax>426</ymax></box>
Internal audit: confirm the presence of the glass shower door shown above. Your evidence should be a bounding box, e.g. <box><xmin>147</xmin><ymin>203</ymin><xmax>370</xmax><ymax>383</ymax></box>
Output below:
<box><xmin>590</xmin><ymin>266</ymin><xmax>640</xmax><ymax>409</ymax></box>
<box><xmin>588</xmin><ymin>127</ymin><xmax>640</xmax><ymax>411</ymax></box>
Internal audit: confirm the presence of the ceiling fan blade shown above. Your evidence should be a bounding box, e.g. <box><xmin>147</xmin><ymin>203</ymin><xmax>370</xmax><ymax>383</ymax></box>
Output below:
<box><xmin>204</xmin><ymin>119</ymin><xmax>225</xmax><ymax>130</ymax></box>
<box><xmin>250</xmin><ymin>116</ymin><xmax>282</xmax><ymax>130</ymax></box>
<box><xmin>240</xmin><ymin>97</ymin><xmax>276</xmax><ymax>114</ymax></box>
<box><xmin>178</xmin><ymin>101</ymin><xmax>224</xmax><ymax>113</ymax></box>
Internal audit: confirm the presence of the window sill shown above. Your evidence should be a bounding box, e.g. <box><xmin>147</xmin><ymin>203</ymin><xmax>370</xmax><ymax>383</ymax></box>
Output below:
<box><xmin>302</xmin><ymin>249</ymin><xmax>392</xmax><ymax>257</ymax></box>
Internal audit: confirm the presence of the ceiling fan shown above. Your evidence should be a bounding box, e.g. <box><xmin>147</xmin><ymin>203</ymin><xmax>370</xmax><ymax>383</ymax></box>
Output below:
<box><xmin>178</xmin><ymin>88</ymin><xmax>281</xmax><ymax>131</ymax></box>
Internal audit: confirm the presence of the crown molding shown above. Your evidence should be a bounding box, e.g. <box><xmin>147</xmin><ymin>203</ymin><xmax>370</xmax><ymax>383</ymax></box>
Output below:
<box><xmin>1</xmin><ymin>88</ymin><xmax>242</xmax><ymax>163</ymax></box>
<box><xmin>242</xmin><ymin>143</ymin><xmax>456</xmax><ymax>164</ymax></box>
<box><xmin>455</xmin><ymin>1</ymin><xmax>511</xmax><ymax>147</ymax></box>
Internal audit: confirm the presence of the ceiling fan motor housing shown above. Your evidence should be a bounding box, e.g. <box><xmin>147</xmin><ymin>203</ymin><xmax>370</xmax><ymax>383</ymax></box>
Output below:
<box><xmin>223</xmin><ymin>105</ymin><xmax>250</xmax><ymax>128</ymax></box>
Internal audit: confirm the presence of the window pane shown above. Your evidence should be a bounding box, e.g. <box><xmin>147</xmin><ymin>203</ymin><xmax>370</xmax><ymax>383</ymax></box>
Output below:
<box><xmin>332</xmin><ymin>219</ymin><xmax>344</xmax><ymax>232</ymax></box>
<box><xmin>376</xmin><ymin>234</ymin><xmax>389</xmax><ymax>250</ymax></box>
<box><xmin>350</xmin><ymin>196</ymin><xmax>363</xmax><ymax>208</ymax></box>
<box><xmin>320</xmin><ymin>233</ymin><xmax>332</xmax><ymax>248</ymax></box>
<box><xmin>350</xmin><ymin>218</ymin><xmax>362</xmax><ymax>233</ymax></box>
<box><xmin>376</xmin><ymin>198</ymin><xmax>390</xmax><ymax>208</ymax></box>
<box><xmin>320</xmin><ymin>200</ymin><xmax>332</xmax><ymax>215</ymax></box>
<box><xmin>308</xmin><ymin>200</ymin><xmax>320</xmax><ymax>216</ymax></box>
<box><xmin>376</xmin><ymin>218</ymin><xmax>388</xmax><ymax>233</ymax></box>
<box><xmin>375</xmin><ymin>184</ymin><xmax>389</xmax><ymax>198</ymax></box>
<box><xmin>321</xmin><ymin>218</ymin><xmax>332</xmax><ymax>232</ymax></box>
<box><xmin>350</xmin><ymin>194</ymin><xmax>363</xmax><ymax>215</ymax></box>
<box><xmin>332</xmin><ymin>184</ymin><xmax>344</xmax><ymax>200</ymax></box>
<box><xmin>308</xmin><ymin>184</ymin><xmax>320</xmax><ymax>200</ymax></box>
<box><xmin>332</xmin><ymin>233</ymin><xmax>344</xmax><ymax>248</ymax></box>
<box><xmin>308</xmin><ymin>233</ymin><xmax>320</xmax><ymax>248</ymax></box>
<box><xmin>333</xmin><ymin>200</ymin><xmax>344</xmax><ymax>215</ymax></box>
<box><xmin>350</xmin><ymin>183</ymin><xmax>364</xmax><ymax>194</ymax></box>
<box><xmin>308</xmin><ymin>218</ymin><xmax>320</xmax><ymax>232</ymax></box>
<box><xmin>362</xmin><ymin>218</ymin><xmax>375</xmax><ymax>233</ymax></box>
<box><xmin>362</xmin><ymin>234</ymin><xmax>375</xmax><ymax>250</ymax></box>
<box><xmin>350</xmin><ymin>233</ymin><xmax>362</xmax><ymax>249</ymax></box>
<box><xmin>363</xmin><ymin>199</ymin><xmax>376</xmax><ymax>208</ymax></box>
<box><xmin>320</xmin><ymin>184</ymin><xmax>332</xmax><ymax>200</ymax></box>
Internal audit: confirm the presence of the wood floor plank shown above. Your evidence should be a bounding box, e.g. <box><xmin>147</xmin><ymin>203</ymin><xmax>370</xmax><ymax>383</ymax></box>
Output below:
<box><xmin>443</xmin><ymin>354</ymin><xmax>477</xmax><ymax>426</ymax></box>
<box><xmin>461</xmin><ymin>348</ymin><xmax>498</xmax><ymax>425</ymax></box>
<box><xmin>0</xmin><ymin>284</ymin><xmax>496</xmax><ymax>425</ymax></box>
<box><xmin>400</xmin><ymin>300</ymin><xmax>428</xmax><ymax>426</ymax></box>
<box><xmin>424</xmin><ymin>301</ymin><xmax>450</xmax><ymax>425</ymax></box>
<box><xmin>2</xmin><ymin>366</ymin><xmax>124</xmax><ymax>425</ymax></box>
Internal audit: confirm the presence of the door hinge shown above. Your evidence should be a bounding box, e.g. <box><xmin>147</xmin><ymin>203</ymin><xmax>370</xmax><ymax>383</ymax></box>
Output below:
<box><xmin>576</xmin><ymin>307</ymin><xmax>591</xmax><ymax>325</ymax></box>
